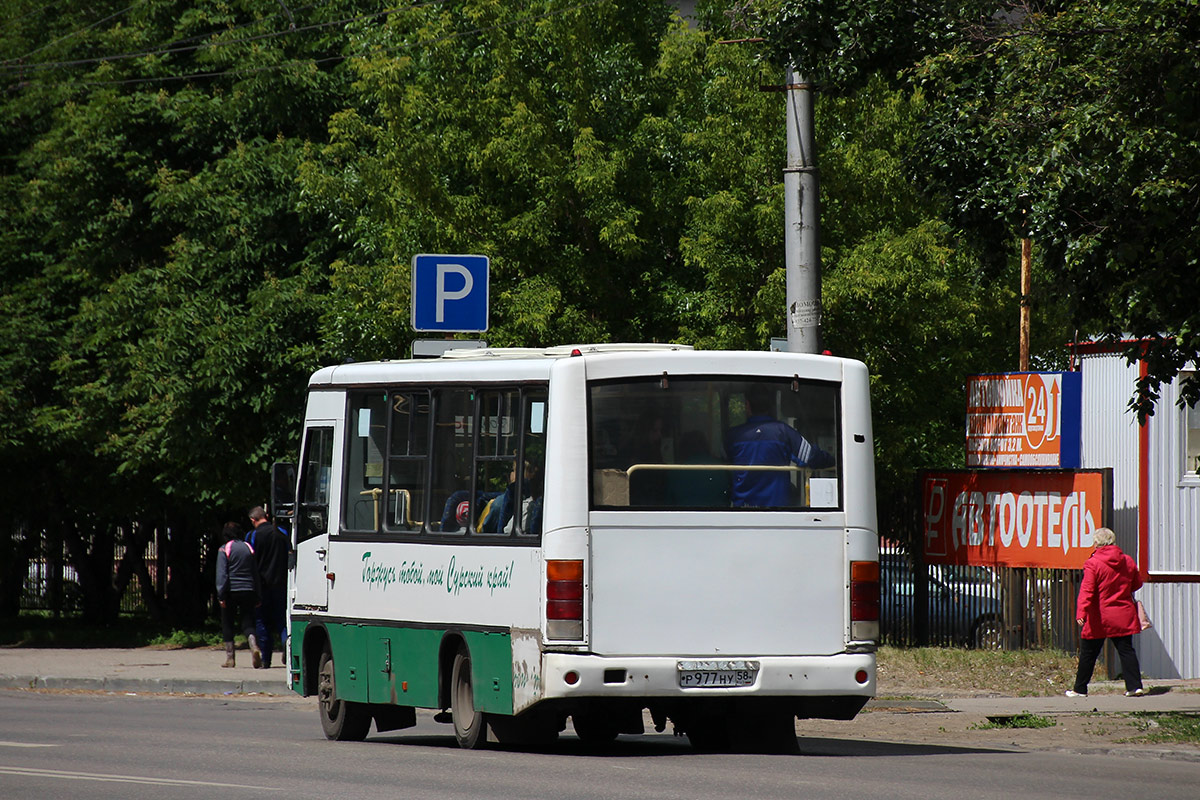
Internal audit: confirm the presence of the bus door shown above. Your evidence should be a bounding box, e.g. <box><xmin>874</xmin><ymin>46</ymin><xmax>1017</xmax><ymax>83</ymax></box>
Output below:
<box><xmin>293</xmin><ymin>423</ymin><xmax>335</xmax><ymax>611</ymax></box>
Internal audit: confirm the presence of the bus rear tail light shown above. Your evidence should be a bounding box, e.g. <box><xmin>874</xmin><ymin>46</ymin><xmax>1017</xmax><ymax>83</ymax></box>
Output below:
<box><xmin>850</xmin><ymin>560</ymin><xmax>880</xmax><ymax>642</ymax></box>
<box><xmin>546</xmin><ymin>560</ymin><xmax>584</xmax><ymax>640</ymax></box>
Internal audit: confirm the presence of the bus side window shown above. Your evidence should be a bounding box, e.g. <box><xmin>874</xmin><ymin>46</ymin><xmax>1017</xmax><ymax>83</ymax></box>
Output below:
<box><xmin>344</xmin><ymin>393</ymin><xmax>387</xmax><ymax>532</ymax></box>
<box><xmin>387</xmin><ymin>390</ymin><xmax>430</xmax><ymax>532</ymax></box>
<box><xmin>473</xmin><ymin>389</ymin><xmax>520</xmax><ymax>535</ymax></box>
<box><xmin>518</xmin><ymin>392</ymin><xmax>547</xmax><ymax>536</ymax></box>
<box><xmin>430</xmin><ymin>388</ymin><xmax>473</xmax><ymax>534</ymax></box>
<box><xmin>297</xmin><ymin>426</ymin><xmax>333</xmax><ymax>543</ymax></box>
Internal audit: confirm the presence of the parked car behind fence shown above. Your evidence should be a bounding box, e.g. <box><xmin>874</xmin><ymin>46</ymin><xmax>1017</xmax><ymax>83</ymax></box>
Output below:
<box><xmin>880</xmin><ymin>545</ymin><xmax>1084</xmax><ymax>651</ymax></box>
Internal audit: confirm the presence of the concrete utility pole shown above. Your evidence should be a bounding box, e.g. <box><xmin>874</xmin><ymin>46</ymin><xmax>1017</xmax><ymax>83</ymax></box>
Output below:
<box><xmin>784</xmin><ymin>63</ymin><xmax>821</xmax><ymax>354</ymax></box>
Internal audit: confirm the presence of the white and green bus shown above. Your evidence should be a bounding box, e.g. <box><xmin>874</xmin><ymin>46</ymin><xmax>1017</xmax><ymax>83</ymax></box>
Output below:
<box><xmin>279</xmin><ymin>344</ymin><xmax>879</xmax><ymax>751</ymax></box>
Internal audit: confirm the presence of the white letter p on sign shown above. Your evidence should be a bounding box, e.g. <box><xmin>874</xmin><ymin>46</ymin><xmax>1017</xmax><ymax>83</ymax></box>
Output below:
<box><xmin>436</xmin><ymin>263</ymin><xmax>473</xmax><ymax>323</ymax></box>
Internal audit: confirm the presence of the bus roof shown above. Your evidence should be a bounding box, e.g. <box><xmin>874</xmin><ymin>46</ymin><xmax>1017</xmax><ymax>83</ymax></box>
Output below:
<box><xmin>308</xmin><ymin>344</ymin><xmax>859</xmax><ymax>387</ymax></box>
<box><xmin>441</xmin><ymin>343</ymin><xmax>693</xmax><ymax>359</ymax></box>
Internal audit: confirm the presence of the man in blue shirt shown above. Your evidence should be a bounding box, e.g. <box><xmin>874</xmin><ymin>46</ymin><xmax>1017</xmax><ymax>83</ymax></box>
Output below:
<box><xmin>725</xmin><ymin>387</ymin><xmax>835</xmax><ymax>507</ymax></box>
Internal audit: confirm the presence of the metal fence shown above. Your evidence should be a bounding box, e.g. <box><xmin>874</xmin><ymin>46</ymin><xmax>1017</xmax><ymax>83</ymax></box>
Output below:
<box><xmin>880</xmin><ymin>538</ymin><xmax>1085</xmax><ymax>653</ymax></box>
<box><xmin>18</xmin><ymin>525</ymin><xmax>197</xmax><ymax>617</ymax></box>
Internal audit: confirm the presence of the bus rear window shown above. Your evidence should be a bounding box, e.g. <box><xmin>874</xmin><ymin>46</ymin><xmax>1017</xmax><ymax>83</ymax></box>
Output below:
<box><xmin>588</xmin><ymin>377</ymin><xmax>840</xmax><ymax>510</ymax></box>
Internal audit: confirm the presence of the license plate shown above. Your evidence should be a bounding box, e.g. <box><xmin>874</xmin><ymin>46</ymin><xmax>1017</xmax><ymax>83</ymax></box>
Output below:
<box><xmin>677</xmin><ymin>660</ymin><xmax>760</xmax><ymax>688</ymax></box>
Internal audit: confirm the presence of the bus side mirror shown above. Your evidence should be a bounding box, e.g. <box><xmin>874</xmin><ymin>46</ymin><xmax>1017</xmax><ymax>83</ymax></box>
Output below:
<box><xmin>272</xmin><ymin>461</ymin><xmax>297</xmax><ymax>521</ymax></box>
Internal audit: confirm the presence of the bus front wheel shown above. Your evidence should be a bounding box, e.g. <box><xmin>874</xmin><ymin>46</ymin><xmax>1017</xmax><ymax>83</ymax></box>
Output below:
<box><xmin>317</xmin><ymin>647</ymin><xmax>371</xmax><ymax>741</ymax></box>
<box><xmin>451</xmin><ymin>644</ymin><xmax>487</xmax><ymax>749</ymax></box>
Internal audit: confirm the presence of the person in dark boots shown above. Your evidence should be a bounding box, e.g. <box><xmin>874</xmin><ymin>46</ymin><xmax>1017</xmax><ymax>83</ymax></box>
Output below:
<box><xmin>246</xmin><ymin>506</ymin><xmax>290</xmax><ymax>668</ymax></box>
<box><xmin>216</xmin><ymin>521</ymin><xmax>261</xmax><ymax>668</ymax></box>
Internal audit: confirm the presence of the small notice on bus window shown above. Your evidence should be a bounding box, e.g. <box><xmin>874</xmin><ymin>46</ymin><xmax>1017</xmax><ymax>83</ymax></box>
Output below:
<box><xmin>809</xmin><ymin>478</ymin><xmax>838</xmax><ymax>508</ymax></box>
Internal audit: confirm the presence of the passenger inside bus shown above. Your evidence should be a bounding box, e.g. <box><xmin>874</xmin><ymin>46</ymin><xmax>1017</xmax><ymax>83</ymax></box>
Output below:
<box><xmin>725</xmin><ymin>387</ymin><xmax>835</xmax><ymax>507</ymax></box>
<box><xmin>480</xmin><ymin>460</ymin><xmax>544</xmax><ymax>535</ymax></box>
<box><xmin>438</xmin><ymin>460</ymin><xmax>545</xmax><ymax>536</ymax></box>
<box><xmin>439</xmin><ymin>488</ymin><xmax>502</xmax><ymax>532</ymax></box>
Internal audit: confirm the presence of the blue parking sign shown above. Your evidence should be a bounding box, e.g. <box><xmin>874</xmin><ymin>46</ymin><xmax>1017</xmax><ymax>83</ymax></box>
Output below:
<box><xmin>411</xmin><ymin>254</ymin><xmax>489</xmax><ymax>332</ymax></box>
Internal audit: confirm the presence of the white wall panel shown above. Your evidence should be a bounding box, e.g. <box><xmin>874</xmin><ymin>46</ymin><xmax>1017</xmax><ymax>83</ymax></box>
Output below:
<box><xmin>1079</xmin><ymin>353</ymin><xmax>1141</xmax><ymax>550</ymax></box>
<box><xmin>1080</xmin><ymin>351</ymin><xmax>1200</xmax><ymax>679</ymax></box>
<box><xmin>1138</xmin><ymin>582</ymin><xmax>1200</xmax><ymax>679</ymax></box>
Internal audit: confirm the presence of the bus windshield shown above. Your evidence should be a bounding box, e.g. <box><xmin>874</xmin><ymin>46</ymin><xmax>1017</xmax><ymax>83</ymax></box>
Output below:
<box><xmin>588</xmin><ymin>376</ymin><xmax>841</xmax><ymax>510</ymax></box>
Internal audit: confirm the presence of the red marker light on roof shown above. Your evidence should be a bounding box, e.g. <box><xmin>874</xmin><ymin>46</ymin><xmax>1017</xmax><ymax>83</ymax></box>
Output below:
<box><xmin>571</xmin><ymin>348</ymin><xmax>582</xmax><ymax>357</ymax></box>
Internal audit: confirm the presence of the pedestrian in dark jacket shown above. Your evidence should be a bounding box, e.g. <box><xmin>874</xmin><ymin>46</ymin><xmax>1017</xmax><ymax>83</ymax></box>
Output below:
<box><xmin>247</xmin><ymin>506</ymin><xmax>290</xmax><ymax>668</ymax></box>
<box><xmin>1067</xmin><ymin>527</ymin><xmax>1146</xmax><ymax>698</ymax></box>
<box><xmin>216</xmin><ymin>522</ymin><xmax>260</xmax><ymax>668</ymax></box>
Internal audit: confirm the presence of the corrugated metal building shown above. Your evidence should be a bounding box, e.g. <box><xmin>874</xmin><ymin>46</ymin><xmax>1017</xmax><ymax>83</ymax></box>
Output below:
<box><xmin>1077</xmin><ymin>343</ymin><xmax>1200</xmax><ymax>679</ymax></box>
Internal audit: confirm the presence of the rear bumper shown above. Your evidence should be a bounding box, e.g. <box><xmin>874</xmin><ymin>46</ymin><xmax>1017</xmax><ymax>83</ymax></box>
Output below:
<box><xmin>541</xmin><ymin>651</ymin><xmax>875</xmax><ymax>701</ymax></box>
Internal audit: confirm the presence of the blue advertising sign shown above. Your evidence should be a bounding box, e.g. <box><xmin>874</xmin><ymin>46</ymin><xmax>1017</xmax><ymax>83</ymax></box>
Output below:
<box><xmin>411</xmin><ymin>253</ymin><xmax>489</xmax><ymax>332</ymax></box>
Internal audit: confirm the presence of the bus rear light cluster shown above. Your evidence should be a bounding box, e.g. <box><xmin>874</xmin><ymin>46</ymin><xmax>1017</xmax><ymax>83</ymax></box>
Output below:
<box><xmin>849</xmin><ymin>560</ymin><xmax>880</xmax><ymax>642</ymax></box>
<box><xmin>546</xmin><ymin>559</ymin><xmax>584</xmax><ymax>640</ymax></box>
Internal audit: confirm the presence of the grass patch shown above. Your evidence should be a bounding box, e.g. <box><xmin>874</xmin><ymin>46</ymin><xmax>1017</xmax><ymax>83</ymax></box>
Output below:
<box><xmin>144</xmin><ymin>628</ymin><xmax>223</xmax><ymax>649</ymax></box>
<box><xmin>877</xmin><ymin>645</ymin><xmax>1078</xmax><ymax>696</ymax></box>
<box><xmin>970</xmin><ymin>712</ymin><xmax>1056</xmax><ymax>730</ymax></box>
<box><xmin>1126</xmin><ymin>712</ymin><xmax>1200</xmax><ymax>745</ymax></box>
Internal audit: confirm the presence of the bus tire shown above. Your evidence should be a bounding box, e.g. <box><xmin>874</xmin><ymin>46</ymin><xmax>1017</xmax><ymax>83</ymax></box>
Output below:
<box><xmin>451</xmin><ymin>643</ymin><xmax>487</xmax><ymax>749</ymax></box>
<box><xmin>317</xmin><ymin>647</ymin><xmax>371</xmax><ymax>741</ymax></box>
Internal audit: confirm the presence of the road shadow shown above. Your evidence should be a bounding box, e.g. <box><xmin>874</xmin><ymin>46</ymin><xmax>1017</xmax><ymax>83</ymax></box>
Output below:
<box><xmin>369</xmin><ymin>733</ymin><xmax>694</xmax><ymax>757</ymax></box>
<box><xmin>796</xmin><ymin>736</ymin><xmax>1019</xmax><ymax>757</ymax></box>
<box><xmin>365</xmin><ymin>732</ymin><xmax>1018</xmax><ymax>758</ymax></box>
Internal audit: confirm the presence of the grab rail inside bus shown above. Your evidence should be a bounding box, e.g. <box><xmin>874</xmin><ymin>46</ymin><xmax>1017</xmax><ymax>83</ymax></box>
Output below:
<box><xmin>359</xmin><ymin>487</ymin><xmax>424</xmax><ymax>529</ymax></box>
<box><xmin>390</xmin><ymin>488</ymin><xmax>423</xmax><ymax>527</ymax></box>
<box><xmin>617</xmin><ymin>463</ymin><xmax>825</xmax><ymax>507</ymax></box>
<box><xmin>626</xmin><ymin>463</ymin><xmax>803</xmax><ymax>475</ymax></box>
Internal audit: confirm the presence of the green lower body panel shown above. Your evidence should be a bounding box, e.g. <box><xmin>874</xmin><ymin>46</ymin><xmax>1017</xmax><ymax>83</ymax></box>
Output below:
<box><xmin>289</xmin><ymin>620</ymin><xmax>309</xmax><ymax>694</ymax></box>
<box><xmin>293</xmin><ymin>619</ymin><xmax>513</xmax><ymax>715</ymax></box>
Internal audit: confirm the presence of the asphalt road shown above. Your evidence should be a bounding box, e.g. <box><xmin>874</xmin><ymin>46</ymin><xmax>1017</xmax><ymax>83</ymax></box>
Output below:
<box><xmin>2</xmin><ymin>692</ymin><xmax>1198</xmax><ymax>800</ymax></box>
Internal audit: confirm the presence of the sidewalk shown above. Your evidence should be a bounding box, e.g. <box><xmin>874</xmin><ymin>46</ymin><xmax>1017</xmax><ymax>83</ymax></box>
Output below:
<box><xmin>0</xmin><ymin>646</ymin><xmax>291</xmax><ymax>697</ymax></box>
<box><xmin>871</xmin><ymin>679</ymin><xmax>1200</xmax><ymax>716</ymax></box>
<box><xmin>3</xmin><ymin>646</ymin><xmax>1199</xmax><ymax>716</ymax></box>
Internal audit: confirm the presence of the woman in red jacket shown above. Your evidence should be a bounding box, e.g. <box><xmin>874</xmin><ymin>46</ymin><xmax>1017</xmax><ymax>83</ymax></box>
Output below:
<box><xmin>1066</xmin><ymin>528</ymin><xmax>1146</xmax><ymax>697</ymax></box>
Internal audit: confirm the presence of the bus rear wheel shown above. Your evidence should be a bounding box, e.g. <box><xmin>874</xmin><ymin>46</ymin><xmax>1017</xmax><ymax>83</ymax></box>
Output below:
<box><xmin>317</xmin><ymin>647</ymin><xmax>371</xmax><ymax>741</ymax></box>
<box><xmin>451</xmin><ymin>644</ymin><xmax>487</xmax><ymax>749</ymax></box>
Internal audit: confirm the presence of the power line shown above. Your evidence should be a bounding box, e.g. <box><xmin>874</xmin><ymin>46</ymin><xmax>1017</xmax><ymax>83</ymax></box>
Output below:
<box><xmin>5</xmin><ymin>0</ymin><xmax>611</xmax><ymax>91</ymax></box>
<box><xmin>1</xmin><ymin>0</ymin><xmax>445</xmax><ymax>72</ymax></box>
<box><xmin>14</xmin><ymin>1</ymin><xmax>149</xmax><ymax>62</ymax></box>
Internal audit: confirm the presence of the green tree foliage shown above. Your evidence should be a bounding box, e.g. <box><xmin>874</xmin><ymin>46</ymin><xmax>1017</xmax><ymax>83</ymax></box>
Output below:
<box><xmin>820</xmin><ymin>81</ymin><xmax>1013</xmax><ymax>466</ymax></box>
<box><xmin>301</xmin><ymin>0</ymin><xmax>688</xmax><ymax>353</ymax></box>
<box><xmin>915</xmin><ymin>0</ymin><xmax>1200</xmax><ymax>418</ymax></box>
<box><xmin>0</xmin><ymin>0</ymin><xmax>366</xmax><ymax>619</ymax></box>
<box><xmin>0</xmin><ymin>0</ymin><xmax>1033</xmax><ymax>618</ymax></box>
<box><xmin>769</xmin><ymin>0</ymin><xmax>1200</xmax><ymax>418</ymax></box>
<box><xmin>712</xmin><ymin>0</ymin><xmax>1022</xmax><ymax>533</ymax></box>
